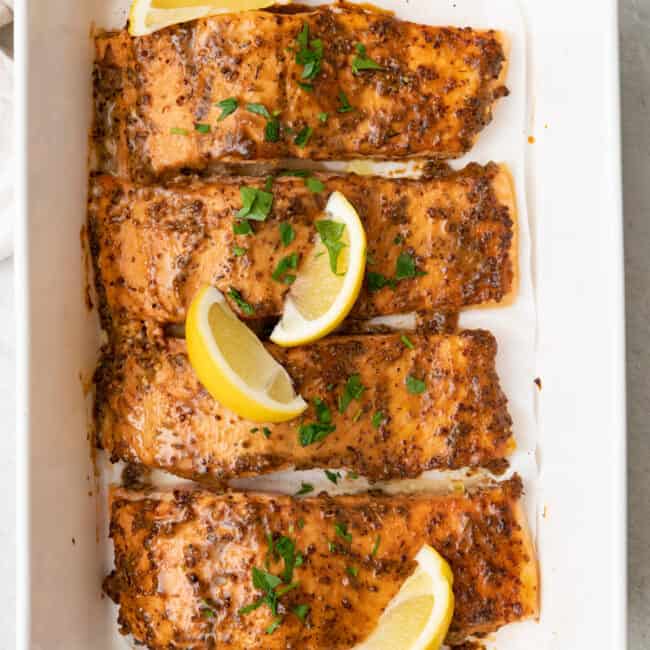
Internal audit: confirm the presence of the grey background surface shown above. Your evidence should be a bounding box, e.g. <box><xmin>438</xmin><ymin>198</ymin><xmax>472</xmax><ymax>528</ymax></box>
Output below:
<box><xmin>621</xmin><ymin>1</ymin><xmax>650</xmax><ymax>648</ymax></box>
<box><xmin>0</xmin><ymin>1</ymin><xmax>648</xmax><ymax>648</ymax></box>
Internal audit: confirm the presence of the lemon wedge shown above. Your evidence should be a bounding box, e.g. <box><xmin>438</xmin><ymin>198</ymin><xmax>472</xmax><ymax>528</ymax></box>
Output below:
<box><xmin>270</xmin><ymin>191</ymin><xmax>366</xmax><ymax>347</ymax></box>
<box><xmin>129</xmin><ymin>0</ymin><xmax>285</xmax><ymax>36</ymax></box>
<box><xmin>185</xmin><ymin>286</ymin><xmax>307</xmax><ymax>422</ymax></box>
<box><xmin>354</xmin><ymin>545</ymin><xmax>455</xmax><ymax>650</ymax></box>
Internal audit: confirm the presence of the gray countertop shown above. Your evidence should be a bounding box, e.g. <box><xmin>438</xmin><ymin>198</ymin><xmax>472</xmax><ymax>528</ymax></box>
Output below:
<box><xmin>621</xmin><ymin>1</ymin><xmax>650</xmax><ymax>647</ymax></box>
<box><xmin>1</xmin><ymin>2</ymin><xmax>648</xmax><ymax>647</ymax></box>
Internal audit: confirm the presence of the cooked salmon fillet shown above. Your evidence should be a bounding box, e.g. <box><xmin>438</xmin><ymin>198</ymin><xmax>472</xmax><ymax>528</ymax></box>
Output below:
<box><xmin>88</xmin><ymin>162</ymin><xmax>517</xmax><ymax>328</ymax></box>
<box><xmin>95</xmin><ymin>330</ymin><xmax>513</xmax><ymax>482</ymax></box>
<box><xmin>104</xmin><ymin>477</ymin><xmax>538</xmax><ymax>648</ymax></box>
<box><xmin>92</xmin><ymin>3</ymin><xmax>508</xmax><ymax>180</ymax></box>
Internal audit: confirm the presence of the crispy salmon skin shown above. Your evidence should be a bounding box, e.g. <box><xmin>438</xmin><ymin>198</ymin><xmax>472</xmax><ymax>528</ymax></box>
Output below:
<box><xmin>87</xmin><ymin>162</ymin><xmax>517</xmax><ymax>328</ymax></box>
<box><xmin>95</xmin><ymin>330</ymin><xmax>514</xmax><ymax>482</ymax></box>
<box><xmin>105</xmin><ymin>478</ymin><xmax>538</xmax><ymax>648</ymax></box>
<box><xmin>92</xmin><ymin>3</ymin><xmax>508</xmax><ymax>179</ymax></box>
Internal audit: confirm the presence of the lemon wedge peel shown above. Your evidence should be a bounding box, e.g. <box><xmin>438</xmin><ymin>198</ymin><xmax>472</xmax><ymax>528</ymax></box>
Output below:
<box><xmin>270</xmin><ymin>191</ymin><xmax>367</xmax><ymax>347</ymax></box>
<box><xmin>186</xmin><ymin>286</ymin><xmax>307</xmax><ymax>423</ymax></box>
<box><xmin>128</xmin><ymin>0</ymin><xmax>284</xmax><ymax>36</ymax></box>
<box><xmin>353</xmin><ymin>545</ymin><xmax>455</xmax><ymax>650</ymax></box>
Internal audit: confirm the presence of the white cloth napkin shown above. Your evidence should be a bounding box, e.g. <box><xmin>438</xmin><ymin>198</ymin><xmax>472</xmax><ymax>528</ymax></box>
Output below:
<box><xmin>0</xmin><ymin>2</ymin><xmax>13</xmax><ymax>261</ymax></box>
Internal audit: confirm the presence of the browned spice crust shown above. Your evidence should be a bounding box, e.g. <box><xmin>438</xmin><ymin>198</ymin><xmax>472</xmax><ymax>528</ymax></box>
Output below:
<box><xmin>104</xmin><ymin>477</ymin><xmax>538</xmax><ymax>648</ymax></box>
<box><xmin>92</xmin><ymin>3</ymin><xmax>508</xmax><ymax>180</ymax></box>
<box><xmin>95</xmin><ymin>330</ymin><xmax>514</xmax><ymax>482</ymax></box>
<box><xmin>88</xmin><ymin>163</ymin><xmax>516</xmax><ymax>330</ymax></box>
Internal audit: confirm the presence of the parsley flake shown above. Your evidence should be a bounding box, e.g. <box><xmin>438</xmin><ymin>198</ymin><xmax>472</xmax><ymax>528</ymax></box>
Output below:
<box><xmin>233</xmin><ymin>220</ymin><xmax>253</xmax><ymax>236</ymax></box>
<box><xmin>324</xmin><ymin>469</ymin><xmax>341</xmax><ymax>485</ymax></box>
<box><xmin>279</xmin><ymin>222</ymin><xmax>296</xmax><ymax>246</ymax></box>
<box><xmin>246</xmin><ymin>103</ymin><xmax>272</xmax><ymax>120</ymax></box>
<box><xmin>305</xmin><ymin>176</ymin><xmax>325</xmax><ymax>193</ymax></box>
<box><xmin>296</xmin><ymin>482</ymin><xmax>314</xmax><ymax>496</ymax></box>
<box><xmin>395</xmin><ymin>251</ymin><xmax>425</xmax><ymax>280</ymax></box>
<box><xmin>318</xmin><ymin>111</ymin><xmax>329</xmax><ymax>123</ymax></box>
<box><xmin>216</xmin><ymin>97</ymin><xmax>238</xmax><ymax>121</ymax></box>
<box><xmin>315</xmin><ymin>220</ymin><xmax>347</xmax><ymax>274</ymax></box>
<box><xmin>401</xmin><ymin>334</ymin><xmax>415</xmax><ymax>349</ymax></box>
<box><xmin>169</xmin><ymin>127</ymin><xmax>188</xmax><ymax>136</ymax></box>
<box><xmin>337</xmin><ymin>90</ymin><xmax>354</xmax><ymax>113</ymax></box>
<box><xmin>406</xmin><ymin>375</ymin><xmax>426</xmax><ymax>395</ymax></box>
<box><xmin>293</xmin><ymin>604</ymin><xmax>310</xmax><ymax>623</ymax></box>
<box><xmin>228</xmin><ymin>287</ymin><xmax>255</xmax><ymax>316</ymax></box>
<box><xmin>238</xmin><ymin>186</ymin><xmax>273</xmax><ymax>221</ymax></box>
<box><xmin>371</xmin><ymin>411</ymin><xmax>385</xmax><ymax>428</ymax></box>
<box><xmin>338</xmin><ymin>374</ymin><xmax>366</xmax><ymax>414</ymax></box>
<box><xmin>371</xmin><ymin>535</ymin><xmax>381</xmax><ymax>557</ymax></box>
<box><xmin>366</xmin><ymin>271</ymin><xmax>396</xmax><ymax>292</ymax></box>
<box><xmin>294</xmin><ymin>126</ymin><xmax>313</xmax><ymax>148</ymax></box>
<box><xmin>295</xmin><ymin>23</ymin><xmax>324</xmax><ymax>81</ymax></box>
<box><xmin>194</xmin><ymin>123</ymin><xmax>211</xmax><ymax>133</ymax></box>
<box><xmin>262</xmin><ymin>427</ymin><xmax>271</xmax><ymax>439</ymax></box>
<box><xmin>352</xmin><ymin>43</ymin><xmax>385</xmax><ymax>74</ymax></box>
<box><xmin>298</xmin><ymin>397</ymin><xmax>336</xmax><ymax>446</ymax></box>
<box><xmin>267</xmin><ymin>617</ymin><xmax>283</xmax><ymax>634</ymax></box>
<box><xmin>346</xmin><ymin>566</ymin><xmax>359</xmax><ymax>577</ymax></box>
<box><xmin>233</xmin><ymin>245</ymin><xmax>247</xmax><ymax>257</ymax></box>
<box><xmin>272</xmin><ymin>252</ymin><xmax>300</xmax><ymax>284</ymax></box>
<box><xmin>334</xmin><ymin>521</ymin><xmax>352</xmax><ymax>543</ymax></box>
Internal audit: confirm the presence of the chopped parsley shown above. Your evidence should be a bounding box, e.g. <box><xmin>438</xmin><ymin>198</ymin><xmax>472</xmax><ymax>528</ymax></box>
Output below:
<box><xmin>233</xmin><ymin>245</ymin><xmax>247</xmax><ymax>257</ymax></box>
<box><xmin>272</xmin><ymin>252</ymin><xmax>300</xmax><ymax>285</ymax></box>
<box><xmin>371</xmin><ymin>411</ymin><xmax>385</xmax><ymax>428</ymax></box>
<box><xmin>266</xmin><ymin>617</ymin><xmax>283</xmax><ymax>634</ymax></box>
<box><xmin>298</xmin><ymin>82</ymin><xmax>314</xmax><ymax>92</ymax></box>
<box><xmin>366</xmin><ymin>252</ymin><xmax>424</xmax><ymax>291</ymax></box>
<box><xmin>295</xmin><ymin>23</ymin><xmax>324</xmax><ymax>81</ymax></box>
<box><xmin>296</xmin><ymin>482</ymin><xmax>314</xmax><ymax>496</ymax></box>
<box><xmin>400</xmin><ymin>334</ymin><xmax>415</xmax><ymax>349</ymax></box>
<box><xmin>346</xmin><ymin>566</ymin><xmax>359</xmax><ymax>577</ymax></box>
<box><xmin>233</xmin><ymin>220</ymin><xmax>253</xmax><ymax>236</ymax></box>
<box><xmin>246</xmin><ymin>103</ymin><xmax>272</xmax><ymax>120</ymax></box>
<box><xmin>324</xmin><ymin>469</ymin><xmax>341</xmax><ymax>485</ymax></box>
<box><xmin>318</xmin><ymin>111</ymin><xmax>329</xmax><ymax>123</ymax></box>
<box><xmin>393</xmin><ymin>234</ymin><xmax>404</xmax><ymax>245</ymax></box>
<box><xmin>238</xmin><ymin>187</ymin><xmax>273</xmax><ymax>221</ymax></box>
<box><xmin>200</xmin><ymin>600</ymin><xmax>216</xmax><ymax>618</ymax></box>
<box><xmin>262</xmin><ymin>427</ymin><xmax>271</xmax><ymax>439</ymax></box>
<box><xmin>169</xmin><ymin>127</ymin><xmax>188</xmax><ymax>135</ymax></box>
<box><xmin>228</xmin><ymin>287</ymin><xmax>255</xmax><ymax>316</ymax></box>
<box><xmin>278</xmin><ymin>169</ymin><xmax>325</xmax><ymax>193</ymax></box>
<box><xmin>315</xmin><ymin>220</ymin><xmax>347</xmax><ymax>274</ymax></box>
<box><xmin>246</xmin><ymin>103</ymin><xmax>281</xmax><ymax>142</ymax></box>
<box><xmin>297</xmin><ymin>518</ymin><xmax>305</xmax><ymax>530</ymax></box>
<box><xmin>216</xmin><ymin>97</ymin><xmax>238</xmax><ymax>121</ymax></box>
<box><xmin>264</xmin><ymin>175</ymin><xmax>274</xmax><ymax>192</ymax></box>
<box><xmin>279</xmin><ymin>222</ymin><xmax>296</xmax><ymax>247</ymax></box>
<box><xmin>273</xmin><ymin>535</ymin><xmax>304</xmax><ymax>583</ymax></box>
<box><xmin>352</xmin><ymin>43</ymin><xmax>385</xmax><ymax>74</ymax></box>
<box><xmin>371</xmin><ymin>535</ymin><xmax>381</xmax><ymax>557</ymax></box>
<box><xmin>406</xmin><ymin>375</ymin><xmax>426</xmax><ymax>395</ymax></box>
<box><xmin>338</xmin><ymin>374</ymin><xmax>366</xmax><ymax>414</ymax></box>
<box><xmin>305</xmin><ymin>176</ymin><xmax>325</xmax><ymax>193</ymax></box>
<box><xmin>294</xmin><ymin>126</ymin><xmax>313</xmax><ymax>148</ymax></box>
<box><xmin>337</xmin><ymin>90</ymin><xmax>354</xmax><ymax>113</ymax></box>
<box><xmin>292</xmin><ymin>604</ymin><xmax>310</xmax><ymax>623</ymax></box>
<box><xmin>334</xmin><ymin>521</ymin><xmax>352</xmax><ymax>543</ymax></box>
<box><xmin>194</xmin><ymin>123</ymin><xmax>211</xmax><ymax>133</ymax></box>
<box><xmin>395</xmin><ymin>251</ymin><xmax>426</xmax><ymax>280</ymax></box>
<box><xmin>366</xmin><ymin>271</ymin><xmax>396</xmax><ymax>292</ymax></box>
<box><xmin>298</xmin><ymin>397</ymin><xmax>336</xmax><ymax>446</ymax></box>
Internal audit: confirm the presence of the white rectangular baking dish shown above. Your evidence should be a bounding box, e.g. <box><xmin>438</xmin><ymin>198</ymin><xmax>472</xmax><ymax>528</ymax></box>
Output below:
<box><xmin>15</xmin><ymin>0</ymin><xmax>626</xmax><ymax>648</ymax></box>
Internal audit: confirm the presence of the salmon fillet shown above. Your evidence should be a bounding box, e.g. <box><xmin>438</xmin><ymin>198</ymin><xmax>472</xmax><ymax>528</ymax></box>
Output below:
<box><xmin>92</xmin><ymin>3</ymin><xmax>508</xmax><ymax>180</ymax></box>
<box><xmin>104</xmin><ymin>478</ymin><xmax>538</xmax><ymax>648</ymax></box>
<box><xmin>88</xmin><ymin>162</ymin><xmax>517</xmax><ymax>328</ymax></box>
<box><xmin>95</xmin><ymin>330</ymin><xmax>513</xmax><ymax>482</ymax></box>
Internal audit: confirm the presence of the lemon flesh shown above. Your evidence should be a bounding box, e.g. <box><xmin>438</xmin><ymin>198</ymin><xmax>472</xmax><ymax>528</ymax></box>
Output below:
<box><xmin>353</xmin><ymin>545</ymin><xmax>455</xmax><ymax>650</ymax></box>
<box><xmin>185</xmin><ymin>286</ymin><xmax>306</xmax><ymax>422</ymax></box>
<box><xmin>270</xmin><ymin>191</ymin><xmax>366</xmax><ymax>347</ymax></box>
<box><xmin>129</xmin><ymin>0</ymin><xmax>283</xmax><ymax>36</ymax></box>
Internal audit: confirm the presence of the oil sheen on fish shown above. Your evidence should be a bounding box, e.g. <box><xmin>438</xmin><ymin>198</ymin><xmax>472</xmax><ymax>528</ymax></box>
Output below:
<box><xmin>88</xmin><ymin>163</ymin><xmax>517</xmax><ymax>328</ymax></box>
<box><xmin>95</xmin><ymin>330</ymin><xmax>514</xmax><ymax>482</ymax></box>
<box><xmin>104</xmin><ymin>477</ymin><xmax>538</xmax><ymax>648</ymax></box>
<box><xmin>92</xmin><ymin>3</ymin><xmax>509</xmax><ymax>180</ymax></box>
